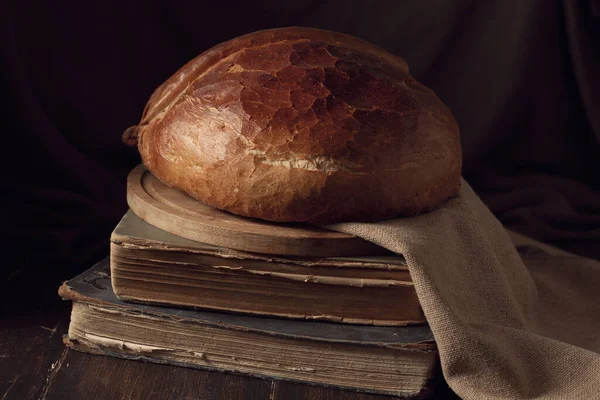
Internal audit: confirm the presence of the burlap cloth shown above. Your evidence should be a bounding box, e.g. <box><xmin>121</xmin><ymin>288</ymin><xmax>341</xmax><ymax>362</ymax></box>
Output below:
<box><xmin>326</xmin><ymin>179</ymin><xmax>600</xmax><ymax>399</ymax></box>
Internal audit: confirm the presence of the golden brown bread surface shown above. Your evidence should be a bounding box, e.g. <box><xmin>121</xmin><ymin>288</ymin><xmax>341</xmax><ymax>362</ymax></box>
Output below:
<box><xmin>124</xmin><ymin>27</ymin><xmax>462</xmax><ymax>222</ymax></box>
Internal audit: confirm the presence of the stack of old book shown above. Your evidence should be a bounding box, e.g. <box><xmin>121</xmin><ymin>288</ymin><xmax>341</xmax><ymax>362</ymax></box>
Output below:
<box><xmin>59</xmin><ymin>167</ymin><xmax>438</xmax><ymax>398</ymax></box>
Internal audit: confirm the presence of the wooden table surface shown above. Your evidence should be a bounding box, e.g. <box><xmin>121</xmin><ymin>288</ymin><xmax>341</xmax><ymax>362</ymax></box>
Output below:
<box><xmin>1</xmin><ymin>281</ymin><xmax>459</xmax><ymax>400</ymax></box>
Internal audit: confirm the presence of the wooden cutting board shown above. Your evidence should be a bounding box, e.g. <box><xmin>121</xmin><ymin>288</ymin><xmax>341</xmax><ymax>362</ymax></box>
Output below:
<box><xmin>126</xmin><ymin>165</ymin><xmax>384</xmax><ymax>257</ymax></box>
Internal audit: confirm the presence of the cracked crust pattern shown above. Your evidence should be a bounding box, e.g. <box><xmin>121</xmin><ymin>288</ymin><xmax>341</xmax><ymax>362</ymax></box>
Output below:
<box><xmin>125</xmin><ymin>27</ymin><xmax>462</xmax><ymax>222</ymax></box>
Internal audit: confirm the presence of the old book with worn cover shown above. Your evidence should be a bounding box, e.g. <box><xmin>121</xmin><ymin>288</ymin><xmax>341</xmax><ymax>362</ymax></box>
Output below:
<box><xmin>110</xmin><ymin>211</ymin><xmax>423</xmax><ymax>326</ymax></box>
<box><xmin>59</xmin><ymin>259</ymin><xmax>439</xmax><ymax>398</ymax></box>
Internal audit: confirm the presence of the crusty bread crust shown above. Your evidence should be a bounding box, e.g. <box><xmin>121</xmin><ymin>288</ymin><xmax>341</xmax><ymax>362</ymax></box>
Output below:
<box><xmin>125</xmin><ymin>27</ymin><xmax>462</xmax><ymax>222</ymax></box>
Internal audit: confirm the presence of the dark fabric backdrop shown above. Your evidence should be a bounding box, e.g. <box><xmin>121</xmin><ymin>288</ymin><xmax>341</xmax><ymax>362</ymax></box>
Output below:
<box><xmin>2</xmin><ymin>0</ymin><xmax>599</xmax><ymax>303</ymax></box>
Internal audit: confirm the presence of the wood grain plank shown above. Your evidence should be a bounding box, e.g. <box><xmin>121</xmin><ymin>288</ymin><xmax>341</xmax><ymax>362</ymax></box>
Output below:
<box><xmin>44</xmin><ymin>352</ymin><xmax>456</xmax><ymax>400</ymax></box>
<box><xmin>44</xmin><ymin>351</ymin><xmax>272</xmax><ymax>400</ymax></box>
<box><xmin>272</xmin><ymin>379</ymin><xmax>459</xmax><ymax>400</ymax></box>
<box><xmin>0</xmin><ymin>304</ymin><xmax>70</xmax><ymax>400</ymax></box>
<box><xmin>271</xmin><ymin>380</ymin><xmax>398</xmax><ymax>400</ymax></box>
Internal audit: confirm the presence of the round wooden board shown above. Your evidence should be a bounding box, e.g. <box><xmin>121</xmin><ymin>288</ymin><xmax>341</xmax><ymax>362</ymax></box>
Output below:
<box><xmin>126</xmin><ymin>165</ymin><xmax>383</xmax><ymax>257</ymax></box>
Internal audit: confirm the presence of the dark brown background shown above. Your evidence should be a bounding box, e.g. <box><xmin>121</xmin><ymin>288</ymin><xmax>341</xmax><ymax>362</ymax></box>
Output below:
<box><xmin>0</xmin><ymin>1</ymin><xmax>598</xmax><ymax>399</ymax></box>
<box><xmin>2</xmin><ymin>0</ymin><xmax>599</xmax><ymax>308</ymax></box>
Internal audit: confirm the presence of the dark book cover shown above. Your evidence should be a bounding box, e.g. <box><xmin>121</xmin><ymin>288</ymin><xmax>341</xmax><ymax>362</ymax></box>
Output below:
<box><xmin>59</xmin><ymin>258</ymin><xmax>438</xmax><ymax>398</ymax></box>
<box><xmin>62</xmin><ymin>257</ymin><xmax>432</xmax><ymax>345</ymax></box>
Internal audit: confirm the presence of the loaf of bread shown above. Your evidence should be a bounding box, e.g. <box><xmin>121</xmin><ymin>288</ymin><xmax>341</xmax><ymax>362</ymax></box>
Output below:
<box><xmin>124</xmin><ymin>27</ymin><xmax>462</xmax><ymax>222</ymax></box>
